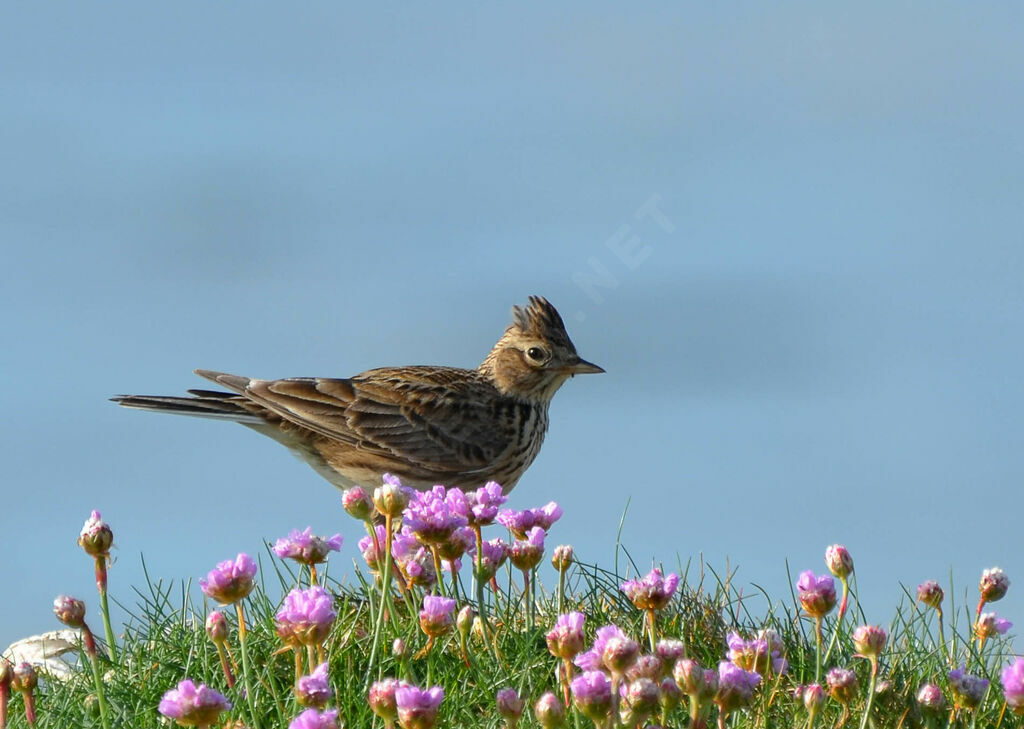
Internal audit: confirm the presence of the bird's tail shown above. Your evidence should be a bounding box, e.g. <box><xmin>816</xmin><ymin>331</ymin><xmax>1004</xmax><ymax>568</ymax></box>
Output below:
<box><xmin>110</xmin><ymin>390</ymin><xmax>264</xmax><ymax>424</ymax></box>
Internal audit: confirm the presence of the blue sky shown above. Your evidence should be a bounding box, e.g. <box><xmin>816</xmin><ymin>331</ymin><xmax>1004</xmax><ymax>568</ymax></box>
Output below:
<box><xmin>3</xmin><ymin>4</ymin><xmax>1023</xmax><ymax>650</ymax></box>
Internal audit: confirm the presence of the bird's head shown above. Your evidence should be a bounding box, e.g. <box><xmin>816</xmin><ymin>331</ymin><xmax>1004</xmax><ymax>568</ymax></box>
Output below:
<box><xmin>480</xmin><ymin>296</ymin><xmax>604</xmax><ymax>401</ymax></box>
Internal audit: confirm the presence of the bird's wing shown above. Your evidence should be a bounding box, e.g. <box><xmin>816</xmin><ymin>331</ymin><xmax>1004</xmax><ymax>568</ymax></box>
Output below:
<box><xmin>195</xmin><ymin>368</ymin><xmax>514</xmax><ymax>473</ymax></box>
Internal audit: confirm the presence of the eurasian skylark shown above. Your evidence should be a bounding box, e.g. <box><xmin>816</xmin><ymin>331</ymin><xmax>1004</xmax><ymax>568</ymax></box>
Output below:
<box><xmin>113</xmin><ymin>296</ymin><xmax>603</xmax><ymax>493</ymax></box>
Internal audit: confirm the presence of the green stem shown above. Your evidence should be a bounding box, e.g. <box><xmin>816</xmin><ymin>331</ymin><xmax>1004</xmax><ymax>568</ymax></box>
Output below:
<box><xmin>235</xmin><ymin>602</ymin><xmax>258</xmax><ymax>727</ymax></box>
<box><xmin>473</xmin><ymin>525</ymin><xmax>496</xmax><ymax>656</ymax></box>
<box><xmin>814</xmin><ymin>616</ymin><xmax>823</xmax><ymax>683</ymax></box>
<box><xmin>858</xmin><ymin>660</ymin><xmax>878</xmax><ymax>729</ymax></box>
<box><xmin>557</xmin><ymin>566</ymin><xmax>566</xmax><ymax>615</ymax></box>
<box><xmin>95</xmin><ymin>557</ymin><xmax>118</xmax><ymax>662</ymax></box>
<box><xmin>367</xmin><ymin>514</ymin><xmax>395</xmax><ymax>685</ymax></box>
<box><xmin>822</xmin><ymin>577</ymin><xmax>848</xmax><ymax>666</ymax></box>
<box><xmin>83</xmin><ymin>627</ymin><xmax>111</xmax><ymax>729</ymax></box>
<box><xmin>431</xmin><ymin>547</ymin><xmax>445</xmax><ymax>596</ymax></box>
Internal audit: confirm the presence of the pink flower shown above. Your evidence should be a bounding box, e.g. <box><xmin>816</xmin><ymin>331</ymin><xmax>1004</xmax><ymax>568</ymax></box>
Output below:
<box><xmin>200</xmin><ymin>553</ymin><xmax>257</xmax><ymax>604</ymax></box>
<box><xmin>272</xmin><ymin>528</ymin><xmax>343</xmax><ymax>565</ymax></box>
<box><xmin>275</xmin><ymin>586</ymin><xmax>337</xmax><ymax>646</ymax></box>
<box><xmin>509</xmin><ymin>526</ymin><xmax>546</xmax><ymax>571</ymax></box>
<box><xmin>826</xmin><ymin>668</ymin><xmax>858</xmax><ymax>704</ymax></box>
<box><xmin>419</xmin><ymin>595</ymin><xmax>456</xmax><ymax>638</ymax></box>
<box><xmin>403</xmin><ymin>485</ymin><xmax>468</xmax><ymax>546</ymax></box>
<box><xmin>448</xmin><ymin>482</ymin><xmax>507</xmax><ymax>526</ymax></box>
<box><xmin>373</xmin><ymin>474</ymin><xmax>413</xmax><ymax>518</ymax></box>
<box><xmin>570</xmin><ymin>670</ymin><xmax>612</xmax><ymax>722</ymax></box>
<box><xmin>726</xmin><ymin>631</ymin><xmax>787</xmax><ymax>676</ymax></box>
<box><xmin>395</xmin><ymin>684</ymin><xmax>444</xmax><ymax>729</ymax></box>
<box><xmin>917</xmin><ymin>580</ymin><xmax>944</xmax><ymax>609</ymax></box>
<box><xmin>53</xmin><ymin>595</ymin><xmax>86</xmax><ymax>628</ymax></box>
<box><xmin>533</xmin><ymin>692</ymin><xmax>565</xmax><ymax>728</ymax></box>
<box><xmin>852</xmin><ymin>625</ymin><xmax>887</xmax><ymax>659</ymax></box>
<box><xmin>497</xmin><ymin>502</ymin><xmax>563</xmax><ymax>538</ymax></box>
<box><xmin>289</xmin><ymin>708</ymin><xmax>340</xmax><ymax>729</ymax></box>
<box><xmin>158</xmin><ymin>679</ymin><xmax>231</xmax><ymax>726</ymax></box>
<box><xmin>975</xmin><ymin>611</ymin><xmax>1013</xmax><ymax>639</ymax></box>
<box><xmin>980</xmin><ymin>567</ymin><xmax>1010</xmax><ymax>603</ymax></box>
<box><xmin>949</xmin><ymin>667</ymin><xmax>989</xmax><ymax>709</ymax></box>
<box><xmin>467</xmin><ymin>538</ymin><xmax>509</xmax><ymax>580</ymax></box>
<box><xmin>205</xmin><ymin>611</ymin><xmax>228</xmax><ymax>643</ymax></box>
<box><xmin>342</xmin><ymin>486</ymin><xmax>374</xmax><ymax>521</ymax></box>
<box><xmin>358</xmin><ymin>524</ymin><xmax>389</xmax><ymax>572</ymax></box>
<box><xmin>916</xmin><ymin>683</ymin><xmax>945</xmax><ymax>712</ymax></box>
<box><xmin>575</xmin><ymin>624</ymin><xmax>627</xmax><ymax>671</ymax></box>
<box><xmin>796</xmin><ymin>571</ymin><xmax>836</xmax><ymax>618</ymax></box>
<box><xmin>296</xmin><ymin>663</ymin><xmax>331</xmax><ymax>708</ymax></box>
<box><xmin>495</xmin><ymin>687</ymin><xmax>524</xmax><ymax>723</ymax></box>
<box><xmin>621</xmin><ymin>568</ymin><xmax>680</xmax><ymax>611</ymax></box>
<box><xmin>546</xmin><ymin>611</ymin><xmax>586</xmax><ymax>659</ymax></box>
<box><xmin>714</xmin><ymin>661</ymin><xmax>761</xmax><ymax>713</ymax></box>
<box><xmin>369</xmin><ymin>678</ymin><xmax>402</xmax><ymax>722</ymax></box>
<box><xmin>1001</xmin><ymin>657</ymin><xmax>1024</xmax><ymax>713</ymax></box>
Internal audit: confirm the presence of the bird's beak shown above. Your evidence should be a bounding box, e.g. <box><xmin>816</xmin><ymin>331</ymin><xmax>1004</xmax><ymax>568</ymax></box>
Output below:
<box><xmin>565</xmin><ymin>357</ymin><xmax>605</xmax><ymax>375</ymax></box>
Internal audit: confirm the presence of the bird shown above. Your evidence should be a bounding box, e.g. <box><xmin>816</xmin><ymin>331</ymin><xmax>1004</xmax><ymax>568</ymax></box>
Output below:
<box><xmin>112</xmin><ymin>296</ymin><xmax>603</xmax><ymax>494</ymax></box>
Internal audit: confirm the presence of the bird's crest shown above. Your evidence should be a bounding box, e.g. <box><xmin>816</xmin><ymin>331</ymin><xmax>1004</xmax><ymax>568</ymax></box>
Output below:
<box><xmin>510</xmin><ymin>296</ymin><xmax>569</xmax><ymax>342</ymax></box>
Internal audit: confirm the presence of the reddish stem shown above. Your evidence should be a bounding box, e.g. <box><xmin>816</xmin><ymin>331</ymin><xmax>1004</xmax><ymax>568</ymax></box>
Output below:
<box><xmin>19</xmin><ymin>690</ymin><xmax>35</xmax><ymax>727</ymax></box>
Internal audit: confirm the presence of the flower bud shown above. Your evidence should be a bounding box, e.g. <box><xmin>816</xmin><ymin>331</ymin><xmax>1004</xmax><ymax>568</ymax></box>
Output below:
<box><xmin>392</xmin><ymin>638</ymin><xmax>407</xmax><ymax>659</ymax></box>
<box><xmin>534</xmin><ymin>691</ymin><xmax>566</xmax><ymax>728</ymax></box>
<box><xmin>11</xmin><ymin>662</ymin><xmax>37</xmax><ymax>692</ymax></box>
<box><xmin>917</xmin><ymin>580</ymin><xmax>944</xmax><ymax>609</ymax></box>
<box><xmin>456</xmin><ymin>605</ymin><xmax>476</xmax><ymax>636</ymax></box>
<box><xmin>655</xmin><ymin>640</ymin><xmax>686</xmax><ymax>673</ymax></box>
<box><xmin>509</xmin><ymin>527</ymin><xmax>545</xmax><ymax>571</ymax></box>
<box><xmin>496</xmin><ymin>688</ymin><xmax>524</xmax><ymax>724</ymax></box>
<box><xmin>659</xmin><ymin>677</ymin><xmax>682</xmax><ymax>712</ymax></box>
<box><xmin>368</xmin><ymin>678</ymin><xmax>401</xmax><ymax>722</ymax></box>
<box><xmin>802</xmin><ymin>683</ymin><xmax>825</xmax><ymax>713</ymax></box>
<box><xmin>949</xmin><ymin>667</ymin><xmax>989</xmax><ymax>709</ymax></box>
<box><xmin>419</xmin><ymin>595</ymin><xmax>456</xmax><ymax>639</ymax></box>
<box><xmin>673</xmin><ymin>659</ymin><xmax>706</xmax><ymax>696</ymax></box>
<box><xmin>622</xmin><ymin>677</ymin><xmax>660</xmax><ymax>722</ymax></box>
<box><xmin>626</xmin><ymin>654</ymin><xmax>664</xmax><ymax>683</ymax></box>
<box><xmin>373</xmin><ymin>475</ymin><xmax>411</xmax><ymax>518</ymax></box>
<box><xmin>78</xmin><ymin>510</ymin><xmax>113</xmax><ymax>558</ymax></box>
<box><xmin>206</xmin><ymin>611</ymin><xmax>229</xmax><ymax>643</ymax></box>
<box><xmin>602</xmin><ymin>636</ymin><xmax>641</xmax><ymax>675</ymax></box>
<box><xmin>342</xmin><ymin>486</ymin><xmax>375</xmax><ymax>521</ymax></box>
<box><xmin>295</xmin><ymin>663</ymin><xmax>331</xmax><ymax>709</ymax></box>
<box><xmin>980</xmin><ymin>567</ymin><xmax>1010</xmax><ymax>603</ymax></box>
<box><xmin>570</xmin><ymin>671</ymin><xmax>612</xmax><ymax>723</ymax></box>
<box><xmin>975</xmin><ymin>611</ymin><xmax>1013</xmax><ymax>639</ymax></box>
<box><xmin>852</xmin><ymin>625</ymin><xmax>887</xmax><ymax>660</ymax></box>
<box><xmin>53</xmin><ymin>595</ymin><xmax>87</xmax><ymax>628</ymax></box>
<box><xmin>825</xmin><ymin>544</ymin><xmax>854</xmax><ymax>579</ymax></box>
<box><xmin>917</xmin><ymin>683</ymin><xmax>945</xmax><ymax>712</ymax></box>
<box><xmin>551</xmin><ymin>544</ymin><xmax>574</xmax><ymax>571</ymax></box>
<box><xmin>826</xmin><ymin>668</ymin><xmax>858</xmax><ymax>704</ymax></box>
<box><xmin>546</xmin><ymin>612</ymin><xmax>586</xmax><ymax>660</ymax></box>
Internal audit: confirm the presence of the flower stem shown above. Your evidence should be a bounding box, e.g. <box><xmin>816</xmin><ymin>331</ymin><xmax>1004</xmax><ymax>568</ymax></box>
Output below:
<box><xmin>557</xmin><ymin>566</ymin><xmax>566</xmax><ymax>615</ymax></box>
<box><xmin>814</xmin><ymin>616</ymin><xmax>823</xmax><ymax>683</ymax></box>
<box><xmin>235</xmin><ymin>602</ymin><xmax>258</xmax><ymax>727</ymax></box>
<box><xmin>95</xmin><ymin>556</ymin><xmax>118</xmax><ymax>662</ymax></box>
<box><xmin>646</xmin><ymin>608</ymin><xmax>658</xmax><ymax>651</ymax></box>
<box><xmin>18</xmin><ymin>690</ymin><xmax>35</xmax><ymax>727</ymax></box>
<box><xmin>215</xmin><ymin>641</ymin><xmax>235</xmax><ymax>688</ymax></box>
<box><xmin>822</xmin><ymin>577</ymin><xmax>848</xmax><ymax>667</ymax></box>
<box><xmin>367</xmin><ymin>514</ymin><xmax>395</xmax><ymax>684</ymax></box>
<box><xmin>431</xmin><ymin>547</ymin><xmax>445</xmax><ymax>596</ymax></box>
<box><xmin>83</xmin><ymin>626</ymin><xmax>112</xmax><ymax>729</ymax></box>
<box><xmin>858</xmin><ymin>660</ymin><xmax>878</xmax><ymax>729</ymax></box>
<box><xmin>472</xmin><ymin>525</ymin><xmax>496</xmax><ymax>655</ymax></box>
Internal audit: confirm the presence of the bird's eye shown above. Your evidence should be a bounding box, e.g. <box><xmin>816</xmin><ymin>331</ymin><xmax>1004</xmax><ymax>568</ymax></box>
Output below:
<box><xmin>526</xmin><ymin>346</ymin><xmax>547</xmax><ymax>362</ymax></box>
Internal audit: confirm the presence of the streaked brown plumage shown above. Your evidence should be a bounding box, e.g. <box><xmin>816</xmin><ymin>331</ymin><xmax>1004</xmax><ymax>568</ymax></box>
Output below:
<box><xmin>113</xmin><ymin>296</ymin><xmax>603</xmax><ymax>493</ymax></box>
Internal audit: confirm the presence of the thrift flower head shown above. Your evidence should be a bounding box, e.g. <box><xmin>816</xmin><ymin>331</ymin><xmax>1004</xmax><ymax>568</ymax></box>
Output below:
<box><xmin>497</xmin><ymin>502</ymin><xmax>562</xmax><ymax>538</ymax></box>
<box><xmin>626</xmin><ymin>654</ymin><xmax>664</xmax><ymax>682</ymax></box>
<box><xmin>575</xmin><ymin>624</ymin><xmax>627</xmax><ymax>671</ymax></box>
<box><xmin>552</xmin><ymin>544</ymin><xmax>574</xmax><ymax>571</ymax></box>
<box><xmin>403</xmin><ymin>485</ymin><xmax>468</xmax><ymax>545</ymax></box>
<box><xmin>369</xmin><ymin>678</ymin><xmax>402</xmax><ymax>722</ymax></box>
<box><xmin>826</xmin><ymin>668</ymin><xmax>858</xmax><ymax>704</ymax></box>
<box><xmin>296</xmin><ymin>662</ymin><xmax>331</xmax><ymax>708</ymax></box>
<box><xmin>622</xmin><ymin>677</ymin><xmax>660</xmax><ymax>723</ymax></box>
<box><xmin>715</xmin><ymin>661</ymin><xmax>761</xmax><ymax>714</ymax></box>
<box><xmin>802</xmin><ymin>684</ymin><xmax>825</xmax><ymax>713</ymax></box>
<box><xmin>358</xmin><ymin>525</ymin><xmax>388</xmax><ymax>572</ymax></box>
<box><xmin>205</xmin><ymin>611</ymin><xmax>228</xmax><ymax>643</ymax></box>
<box><xmin>546</xmin><ymin>611</ymin><xmax>586</xmax><ymax>659</ymax></box>
<box><xmin>673</xmin><ymin>659</ymin><xmax>708</xmax><ymax>697</ymax></box>
<box><xmin>342</xmin><ymin>486</ymin><xmax>374</xmax><ymax>521</ymax></box>
<box><xmin>726</xmin><ymin>631</ymin><xmax>787</xmax><ymax>676</ymax></box>
<box><xmin>200</xmin><ymin>553</ymin><xmax>257</xmax><ymax>605</ymax></box>
<box><xmin>916</xmin><ymin>683</ymin><xmax>945</xmax><ymax>712</ymax></box>
<box><xmin>509</xmin><ymin>526</ymin><xmax>546</xmax><ymax>571</ymax></box>
<box><xmin>395</xmin><ymin>684</ymin><xmax>444</xmax><ymax>729</ymax></box>
<box><xmin>467</xmin><ymin>538</ymin><xmax>509</xmax><ymax>580</ymax></box>
<box><xmin>797</xmin><ymin>570</ymin><xmax>836</xmax><ymax>618</ymax></box>
<box><xmin>495</xmin><ymin>687</ymin><xmax>524</xmax><ymax>723</ymax></box>
<box><xmin>10</xmin><ymin>663</ymin><xmax>37</xmax><ymax>692</ymax></box>
<box><xmin>272</xmin><ymin>528</ymin><xmax>343</xmax><ymax>565</ymax></box>
<box><xmin>621</xmin><ymin>567</ymin><xmax>680</xmax><ymax>611</ymax></box>
<box><xmin>975</xmin><ymin>611</ymin><xmax>1013</xmax><ymax>639</ymax></box>
<box><xmin>419</xmin><ymin>595</ymin><xmax>456</xmax><ymax>638</ymax></box>
<box><xmin>1001</xmin><ymin>657</ymin><xmax>1024</xmax><ymax>714</ymax></box>
<box><xmin>602</xmin><ymin>635</ymin><xmax>641</xmax><ymax>675</ymax></box>
<box><xmin>438</xmin><ymin>527</ymin><xmax>474</xmax><ymax>562</ymax></box>
<box><xmin>534</xmin><ymin>691</ymin><xmax>566</xmax><ymax>729</ymax></box>
<box><xmin>980</xmin><ymin>567</ymin><xmax>1010</xmax><ymax>603</ymax></box>
<box><xmin>917</xmin><ymin>580</ymin><xmax>944</xmax><ymax>610</ymax></box>
<box><xmin>825</xmin><ymin>544</ymin><xmax>854</xmax><ymax>579</ymax></box>
<box><xmin>275</xmin><ymin>585</ymin><xmax>337</xmax><ymax>646</ymax></box>
<box><xmin>655</xmin><ymin>639</ymin><xmax>686</xmax><ymax>671</ymax></box>
<box><xmin>949</xmin><ymin>667</ymin><xmax>989</xmax><ymax>709</ymax></box>
<box><xmin>570</xmin><ymin>670</ymin><xmax>613</xmax><ymax>722</ymax></box>
<box><xmin>374</xmin><ymin>474</ymin><xmax>412</xmax><ymax>518</ymax></box>
<box><xmin>158</xmin><ymin>679</ymin><xmax>231</xmax><ymax>726</ymax></box>
<box><xmin>852</xmin><ymin>624</ymin><xmax>887</xmax><ymax>659</ymax></box>
<box><xmin>53</xmin><ymin>595</ymin><xmax>86</xmax><ymax>628</ymax></box>
<box><xmin>78</xmin><ymin>510</ymin><xmax>113</xmax><ymax>557</ymax></box>
<box><xmin>448</xmin><ymin>482</ymin><xmax>506</xmax><ymax>526</ymax></box>
<box><xmin>659</xmin><ymin>676</ymin><xmax>683</xmax><ymax>712</ymax></box>
<box><xmin>289</xmin><ymin>708</ymin><xmax>340</xmax><ymax>729</ymax></box>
